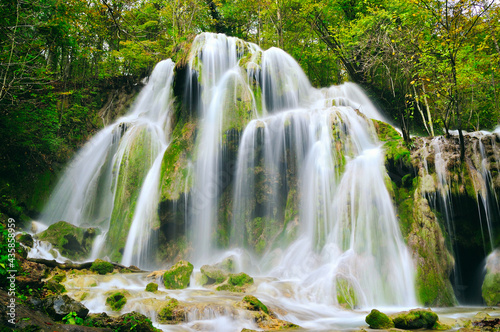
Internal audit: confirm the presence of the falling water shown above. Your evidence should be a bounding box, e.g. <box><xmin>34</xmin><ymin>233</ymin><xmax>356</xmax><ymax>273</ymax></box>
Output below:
<box><xmin>39</xmin><ymin>59</ymin><xmax>176</xmax><ymax>265</ymax></box>
<box><xmin>183</xmin><ymin>33</ymin><xmax>416</xmax><ymax>306</ymax></box>
<box><xmin>37</xmin><ymin>32</ymin><xmax>417</xmax><ymax>311</ymax></box>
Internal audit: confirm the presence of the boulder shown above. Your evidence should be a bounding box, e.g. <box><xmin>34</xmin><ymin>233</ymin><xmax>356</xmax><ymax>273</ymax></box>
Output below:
<box><xmin>90</xmin><ymin>259</ymin><xmax>114</xmax><ymax>275</ymax></box>
<box><xmin>157</xmin><ymin>298</ymin><xmax>185</xmax><ymax>323</ymax></box>
<box><xmin>239</xmin><ymin>295</ymin><xmax>299</xmax><ymax>330</ymax></box>
<box><xmin>106</xmin><ymin>291</ymin><xmax>128</xmax><ymax>311</ymax></box>
<box><xmin>163</xmin><ymin>260</ymin><xmax>193</xmax><ymax>289</ymax></box>
<box><xmin>43</xmin><ymin>294</ymin><xmax>89</xmax><ymax>320</ymax></box>
<box><xmin>215</xmin><ymin>272</ymin><xmax>254</xmax><ymax>292</ymax></box>
<box><xmin>36</xmin><ymin>221</ymin><xmax>98</xmax><ymax>260</ymax></box>
<box><xmin>392</xmin><ymin>308</ymin><xmax>438</xmax><ymax>329</ymax></box>
<box><xmin>365</xmin><ymin>309</ymin><xmax>394</xmax><ymax>329</ymax></box>
<box><xmin>482</xmin><ymin>249</ymin><xmax>500</xmax><ymax>306</ymax></box>
<box><xmin>145</xmin><ymin>282</ymin><xmax>158</xmax><ymax>292</ymax></box>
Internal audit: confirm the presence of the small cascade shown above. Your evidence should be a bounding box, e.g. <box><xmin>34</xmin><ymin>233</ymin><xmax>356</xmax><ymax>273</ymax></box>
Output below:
<box><xmin>38</xmin><ymin>59</ymin><xmax>176</xmax><ymax>266</ymax></box>
<box><xmin>474</xmin><ymin>136</ymin><xmax>500</xmax><ymax>252</ymax></box>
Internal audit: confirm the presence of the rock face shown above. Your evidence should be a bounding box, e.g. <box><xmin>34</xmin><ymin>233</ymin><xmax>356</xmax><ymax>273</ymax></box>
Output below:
<box><xmin>36</xmin><ymin>221</ymin><xmax>97</xmax><ymax>260</ymax></box>
<box><xmin>482</xmin><ymin>249</ymin><xmax>500</xmax><ymax>306</ymax></box>
<box><xmin>43</xmin><ymin>294</ymin><xmax>89</xmax><ymax>320</ymax></box>
<box><xmin>365</xmin><ymin>309</ymin><xmax>394</xmax><ymax>329</ymax></box>
<box><xmin>163</xmin><ymin>260</ymin><xmax>194</xmax><ymax>289</ymax></box>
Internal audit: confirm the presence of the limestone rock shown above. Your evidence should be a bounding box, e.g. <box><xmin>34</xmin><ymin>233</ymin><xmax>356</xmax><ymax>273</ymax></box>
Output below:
<box><xmin>163</xmin><ymin>260</ymin><xmax>193</xmax><ymax>289</ymax></box>
<box><xmin>43</xmin><ymin>294</ymin><xmax>89</xmax><ymax>320</ymax></box>
<box><xmin>365</xmin><ymin>309</ymin><xmax>394</xmax><ymax>329</ymax></box>
<box><xmin>36</xmin><ymin>221</ymin><xmax>97</xmax><ymax>260</ymax></box>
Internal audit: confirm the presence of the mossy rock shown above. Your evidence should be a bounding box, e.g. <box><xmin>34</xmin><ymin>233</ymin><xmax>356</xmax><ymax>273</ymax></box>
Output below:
<box><xmin>106</xmin><ymin>292</ymin><xmax>128</xmax><ymax>311</ymax></box>
<box><xmin>90</xmin><ymin>259</ymin><xmax>114</xmax><ymax>275</ymax></box>
<box><xmin>365</xmin><ymin>309</ymin><xmax>394</xmax><ymax>329</ymax></box>
<box><xmin>200</xmin><ymin>264</ymin><xmax>229</xmax><ymax>285</ymax></box>
<box><xmin>16</xmin><ymin>233</ymin><xmax>34</xmax><ymax>248</ymax></box>
<box><xmin>36</xmin><ymin>221</ymin><xmax>97</xmax><ymax>260</ymax></box>
<box><xmin>242</xmin><ymin>295</ymin><xmax>269</xmax><ymax>315</ymax></box>
<box><xmin>163</xmin><ymin>260</ymin><xmax>193</xmax><ymax>289</ymax></box>
<box><xmin>482</xmin><ymin>250</ymin><xmax>500</xmax><ymax>306</ymax></box>
<box><xmin>228</xmin><ymin>272</ymin><xmax>253</xmax><ymax>287</ymax></box>
<box><xmin>145</xmin><ymin>282</ymin><xmax>159</xmax><ymax>292</ymax></box>
<box><xmin>44</xmin><ymin>279</ymin><xmax>66</xmax><ymax>295</ymax></box>
<box><xmin>157</xmin><ymin>298</ymin><xmax>185</xmax><ymax>323</ymax></box>
<box><xmin>392</xmin><ymin>308</ymin><xmax>438</xmax><ymax>329</ymax></box>
<box><xmin>86</xmin><ymin>311</ymin><xmax>160</xmax><ymax>331</ymax></box>
<box><xmin>482</xmin><ymin>272</ymin><xmax>500</xmax><ymax>306</ymax></box>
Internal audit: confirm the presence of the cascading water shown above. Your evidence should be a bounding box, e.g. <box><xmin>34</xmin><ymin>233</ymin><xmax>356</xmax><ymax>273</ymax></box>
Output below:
<box><xmin>34</xmin><ymin>32</ymin><xmax>420</xmax><ymax>329</ymax></box>
<box><xmin>183</xmin><ymin>33</ymin><xmax>416</xmax><ymax>307</ymax></box>
<box><xmin>38</xmin><ymin>59</ymin><xmax>176</xmax><ymax>265</ymax></box>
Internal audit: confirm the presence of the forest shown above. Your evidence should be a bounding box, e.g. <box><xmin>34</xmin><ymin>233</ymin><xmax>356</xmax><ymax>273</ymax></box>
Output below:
<box><xmin>1</xmin><ymin>0</ymin><xmax>500</xmax><ymax>212</ymax></box>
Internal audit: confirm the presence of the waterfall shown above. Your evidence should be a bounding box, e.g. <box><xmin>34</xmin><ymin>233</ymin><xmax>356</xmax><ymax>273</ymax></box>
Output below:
<box><xmin>39</xmin><ymin>59</ymin><xmax>175</xmax><ymax>264</ymax></box>
<box><xmin>38</xmin><ymin>32</ymin><xmax>418</xmax><ymax>307</ymax></box>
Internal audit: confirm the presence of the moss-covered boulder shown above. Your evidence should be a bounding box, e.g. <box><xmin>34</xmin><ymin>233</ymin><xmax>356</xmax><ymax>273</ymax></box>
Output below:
<box><xmin>145</xmin><ymin>282</ymin><xmax>159</xmax><ymax>292</ymax></box>
<box><xmin>392</xmin><ymin>308</ymin><xmax>438</xmax><ymax>329</ymax></box>
<box><xmin>16</xmin><ymin>233</ymin><xmax>34</xmax><ymax>248</ymax></box>
<box><xmin>482</xmin><ymin>249</ymin><xmax>500</xmax><ymax>306</ymax></box>
<box><xmin>239</xmin><ymin>295</ymin><xmax>299</xmax><ymax>330</ymax></box>
<box><xmin>36</xmin><ymin>221</ymin><xmax>97</xmax><ymax>260</ymax></box>
<box><xmin>106</xmin><ymin>291</ymin><xmax>128</xmax><ymax>311</ymax></box>
<box><xmin>163</xmin><ymin>260</ymin><xmax>193</xmax><ymax>289</ymax></box>
<box><xmin>200</xmin><ymin>264</ymin><xmax>230</xmax><ymax>285</ymax></box>
<box><xmin>90</xmin><ymin>259</ymin><xmax>114</xmax><ymax>275</ymax></box>
<box><xmin>241</xmin><ymin>295</ymin><xmax>269</xmax><ymax>314</ymax></box>
<box><xmin>86</xmin><ymin>312</ymin><xmax>161</xmax><ymax>331</ymax></box>
<box><xmin>365</xmin><ymin>309</ymin><xmax>394</xmax><ymax>329</ymax></box>
<box><xmin>157</xmin><ymin>298</ymin><xmax>185</xmax><ymax>323</ymax></box>
<box><xmin>215</xmin><ymin>272</ymin><xmax>254</xmax><ymax>292</ymax></box>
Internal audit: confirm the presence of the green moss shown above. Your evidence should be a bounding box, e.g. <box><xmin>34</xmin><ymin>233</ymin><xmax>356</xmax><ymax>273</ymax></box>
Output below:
<box><xmin>229</xmin><ymin>272</ymin><xmax>254</xmax><ymax>286</ymax></box>
<box><xmin>107</xmin><ymin>127</ymin><xmax>154</xmax><ymax>261</ymax></box>
<box><xmin>392</xmin><ymin>309</ymin><xmax>438</xmax><ymax>329</ymax></box>
<box><xmin>160</xmin><ymin>121</ymin><xmax>196</xmax><ymax>201</ymax></box>
<box><xmin>482</xmin><ymin>272</ymin><xmax>500</xmax><ymax>306</ymax></box>
<box><xmin>145</xmin><ymin>282</ymin><xmax>158</xmax><ymax>292</ymax></box>
<box><xmin>37</xmin><ymin>221</ymin><xmax>97</xmax><ymax>260</ymax></box>
<box><xmin>90</xmin><ymin>259</ymin><xmax>114</xmax><ymax>275</ymax></box>
<box><xmin>365</xmin><ymin>309</ymin><xmax>394</xmax><ymax>329</ymax></box>
<box><xmin>336</xmin><ymin>278</ymin><xmax>358</xmax><ymax>309</ymax></box>
<box><xmin>106</xmin><ymin>292</ymin><xmax>128</xmax><ymax>311</ymax></box>
<box><xmin>44</xmin><ymin>280</ymin><xmax>66</xmax><ymax>294</ymax></box>
<box><xmin>158</xmin><ymin>298</ymin><xmax>185</xmax><ymax>323</ymax></box>
<box><xmin>242</xmin><ymin>295</ymin><xmax>269</xmax><ymax>315</ymax></box>
<box><xmin>163</xmin><ymin>260</ymin><xmax>194</xmax><ymax>289</ymax></box>
<box><xmin>200</xmin><ymin>264</ymin><xmax>229</xmax><ymax>285</ymax></box>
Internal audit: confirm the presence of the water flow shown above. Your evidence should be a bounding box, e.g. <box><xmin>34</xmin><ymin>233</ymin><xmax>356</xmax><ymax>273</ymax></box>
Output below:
<box><xmin>39</xmin><ymin>60</ymin><xmax>176</xmax><ymax>265</ymax></box>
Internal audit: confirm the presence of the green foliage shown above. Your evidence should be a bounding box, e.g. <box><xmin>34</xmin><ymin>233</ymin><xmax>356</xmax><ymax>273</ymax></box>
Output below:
<box><xmin>63</xmin><ymin>311</ymin><xmax>84</xmax><ymax>325</ymax></box>
<box><xmin>0</xmin><ymin>223</ymin><xmax>20</xmax><ymax>290</ymax></box>
<box><xmin>90</xmin><ymin>259</ymin><xmax>114</xmax><ymax>275</ymax></box>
